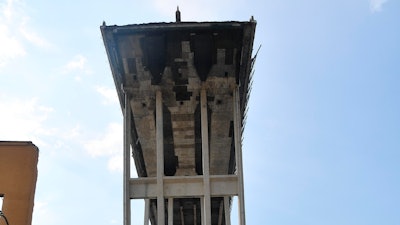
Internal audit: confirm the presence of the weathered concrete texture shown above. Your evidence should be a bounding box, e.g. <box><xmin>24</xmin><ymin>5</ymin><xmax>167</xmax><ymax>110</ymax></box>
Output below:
<box><xmin>102</xmin><ymin>22</ymin><xmax>255</xmax><ymax>178</ymax></box>
<box><xmin>102</xmin><ymin>20</ymin><xmax>256</xmax><ymax>225</ymax></box>
<box><xmin>0</xmin><ymin>141</ymin><xmax>38</xmax><ymax>225</ymax></box>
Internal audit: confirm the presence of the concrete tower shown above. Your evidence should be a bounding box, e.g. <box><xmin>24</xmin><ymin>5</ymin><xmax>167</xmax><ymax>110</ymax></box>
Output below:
<box><xmin>101</xmin><ymin>14</ymin><xmax>256</xmax><ymax>225</ymax></box>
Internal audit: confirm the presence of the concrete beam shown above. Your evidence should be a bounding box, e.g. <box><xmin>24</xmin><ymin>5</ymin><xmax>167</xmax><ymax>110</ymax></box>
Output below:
<box><xmin>130</xmin><ymin>175</ymin><xmax>238</xmax><ymax>199</ymax></box>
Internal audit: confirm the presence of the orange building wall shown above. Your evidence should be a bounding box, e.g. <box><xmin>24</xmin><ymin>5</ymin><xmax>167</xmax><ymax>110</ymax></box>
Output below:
<box><xmin>0</xmin><ymin>141</ymin><xmax>38</xmax><ymax>225</ymax></box>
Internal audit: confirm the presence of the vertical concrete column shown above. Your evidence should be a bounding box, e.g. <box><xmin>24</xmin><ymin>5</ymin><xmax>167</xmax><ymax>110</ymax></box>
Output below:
<box><xmin>123</xmin><ymin>92</ymin><xmax>132</xmax><ymax>225</ymax></box>
<box><xmin>218</xmin><ymin>200</ymin><xmax>224</xmax><ymax>225</ymax></box>
<box><xmin>144</xmin><ymin>199</ymin><xmax>150</xmax><ymax>225</ymax></box>
<box><xmin>180</xmin><ymin>206</ymin><xmax>185</xmax><ymax>225</ymax></box>
<box><xmin>223</xmin><ymin>197</ymin><xmax>231</xmax><ymax>225</ymax></box>
<box><xmin>193</xmin><ymin>203</ymin><xmax>197</xmax><ymax>225</ymax></box>
<box><xmin>168</xmin><ymin>198</ymin><xmax>173</xmax><ymax>225</ymax></box>
<box><xmin>200</xmin><ymin>87</ymin><xmax>211</xmax><ymax>225</ymax></box>
<box><xmin>233</xmin><ymin>87</ymin><xmax>246</xmax><ymax>225</ymax></box>
<box><xmin>200</xmin><ymin>197</ymin><xmax>204</xmax><ymax>225</ymax></box>
<box><xmin>156</xmin><ymin>90</ymin><xmax>165</xmax><ymax>225</ymax></box>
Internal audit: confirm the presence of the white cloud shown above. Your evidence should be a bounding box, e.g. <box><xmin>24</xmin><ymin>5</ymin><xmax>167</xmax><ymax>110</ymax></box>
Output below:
<box><xmin>62</xmin><ymin>124</ymin><xmax>82</xmax><ymax>140</ymax></box>
<box><xmin>64</xmin><ymin>55</ymin><xmax>87</xmax><ymax>71</ymax></box>
<box><xmin>0</xmin><ymin>94</ymin><xmax>53</xmax><ymax>146</ymax></box>
<box><xmin>32</xmin><ymin>200</ymin><xmax>56</xmax><ymax>225</ymax></box>
<box><xmin>1</xmin><ymin>0</ymin><xmax>20</xmax><ymax>21</ymax></box>
<box><xmin>108</xmin><ymin>155</ymin><xmax>123</xmax><ymax>172</ymax></box>
<box><xmin>84</xmin><ymin>122</ymin><xmax>123</xmax><ymax>172</ymax></box>
<box><xmin>19</xmin><ymin>21</ymin><xmax>52</xmax><ymax>48</ymax></box>
<box><xmin>370</xmin><ymin>0</ymin><xmax>388</xmax><ymax>12</ymax></box>
<box><xmin>0</xmin><ymin>0</ymin><xmax>51</xmax><ymax>67</ymax></box>
<box><xmin>61</xmin><ymin>54</ymin><xmax>92</xmax><ymax>81</ymax></box>
<box><xmin>0</xmin><ymin>24</ymin><xmax>26</xmax><ymax>67</ymax></box>
<box><xmin>95</xmin><ymin>86</ymin><xmax>119</xmax><ymax>105</ymax></box>
<box><xmin>83</xmin><ymin>123</ymin><xmax>138</xmax><ymax>175</ymax></box>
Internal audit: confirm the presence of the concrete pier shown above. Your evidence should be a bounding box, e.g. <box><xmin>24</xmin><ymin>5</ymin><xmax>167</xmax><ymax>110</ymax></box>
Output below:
<box><xmin>102</xmin><ymin>18</ymin><xmax>256</xmax><ymax>225</ymax></box>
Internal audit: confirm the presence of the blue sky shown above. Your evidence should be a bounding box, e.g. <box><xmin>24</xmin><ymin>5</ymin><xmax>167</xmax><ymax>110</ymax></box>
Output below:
<box><xmin>0</xmin><ymin>0</ymin><xmax>399</xmax><ymax>225</ymax></box>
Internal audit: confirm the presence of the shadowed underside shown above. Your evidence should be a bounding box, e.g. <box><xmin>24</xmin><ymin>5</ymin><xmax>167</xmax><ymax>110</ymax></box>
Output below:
<box><xmin>101</xmin><ymin>20</ymin><xmax>256</xmax><ymax>225</ymax></box>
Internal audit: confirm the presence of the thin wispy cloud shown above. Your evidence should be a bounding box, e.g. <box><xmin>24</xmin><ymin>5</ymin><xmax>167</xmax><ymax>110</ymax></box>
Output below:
<box><xmin>0</xmin><ymin>94</ymin><xmax>53</xmax><ymax>146</ymax></box>
<box><xmin>61</xmin><ymin>54</ymin><xmax>92</xmax><ymax>80</ymax></box>
<box><xmin>1</xmin><ymin>0</ymin><xmax>20</xmax><ymax>21</ymax></box>
<box><xmin>61</xmin><ymin>124</ymin><xmax>82</xmax><ymax>140</ymax></box>
<box><xmin>32</xmin><ymin>201</ymin><xmax>56</xmax><ymax>225</ymax></box>
<box><xmin>84</xmin><ymin>122</ymin><xmax>123</xmax><ymax>172</ymax></box>
<box><xmin>0</xmin><ymin>0</ymin><xmax>51</xmax><ymax>67</ymax></box>
<box><xmin>95</xmin><ymin>86</ymin><xmax>119</xmax><ymax>105</ymax></box>
<box><xmin>0</xmin><ymin>24</ymin><xmax>26</xmax><ymax>67</ymax></box>
<box><xmin>63</xmin><ymin>55</ymin><xmax>88</xmax><ymax>71</ymax></box>
<box><xmin>19</xmin><ymin>22</ymin><xmax>52</xmax><ymax>48</ymax></box>
<box><xmin>370</xmin><ymin>0</ymin><xmax>388</xmax><ymax>12</ymax></box>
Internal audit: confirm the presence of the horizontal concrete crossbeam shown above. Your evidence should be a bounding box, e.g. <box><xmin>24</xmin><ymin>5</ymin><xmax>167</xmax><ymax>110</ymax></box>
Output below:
<box><xmin>130</xmin><ymin>175</ymin><xmax>238</xmax><ymax>199</ymax></box>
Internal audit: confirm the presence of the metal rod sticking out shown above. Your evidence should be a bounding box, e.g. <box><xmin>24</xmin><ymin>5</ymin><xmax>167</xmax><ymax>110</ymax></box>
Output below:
<box><xmin>176</xmin><ymin>6</ymin><xmax>181</xmax><ymax>22</ymax></box>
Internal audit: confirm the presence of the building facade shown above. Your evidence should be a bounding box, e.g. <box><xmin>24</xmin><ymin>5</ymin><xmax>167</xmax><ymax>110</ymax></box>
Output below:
<box><xmin>0</xmin><ymin>141</ymin><xmax>38</xmax><ymax>225</ymax></box>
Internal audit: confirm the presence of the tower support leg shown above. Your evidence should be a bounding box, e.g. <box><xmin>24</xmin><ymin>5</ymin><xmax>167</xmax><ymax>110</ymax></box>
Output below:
<box><xmin>156</xmin><ymin>90</ymin><xmax>165</xmax><ymax>225</ymax></box>
<box><xmin>224</xmin><ymin>197</ymin><xmax>231</xmax><ymax>225</ymax></box>
<box><xmin>123</xmin><ymin>92</ymin><xmax>132</xmax><ymax>225</ymax></box>
<box><xmin>168</xmin><ymin>198</ymin><xmax>173</xmax><ymax>225</ymax></box>
<box><xmin>233</xmin><ymin>87</ymin><xmax>246</xmax><ymax>225</ymax></box>
<box><xmin>201</xmin><ymin>87</ymin><xmax>211</xmax><ymax>225</ymax></box>
<box><xmin>144</xmin><ymin>199</ymin><xmax>150</xmax><ymax>225</ymax></box>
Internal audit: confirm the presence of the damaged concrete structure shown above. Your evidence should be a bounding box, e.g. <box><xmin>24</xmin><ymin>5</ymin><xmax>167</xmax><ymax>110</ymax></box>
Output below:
<box><xmin>101</xmin><ymin>13</ymin><xmax>256</xmax><ymax>225</ymax></box>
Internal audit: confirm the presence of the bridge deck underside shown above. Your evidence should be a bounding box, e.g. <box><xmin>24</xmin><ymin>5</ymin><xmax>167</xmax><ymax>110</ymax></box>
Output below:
<box><xmin>102</xmin><ymin>21</ymin><xmax>255</xmax><ymax>225</ymax></box>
